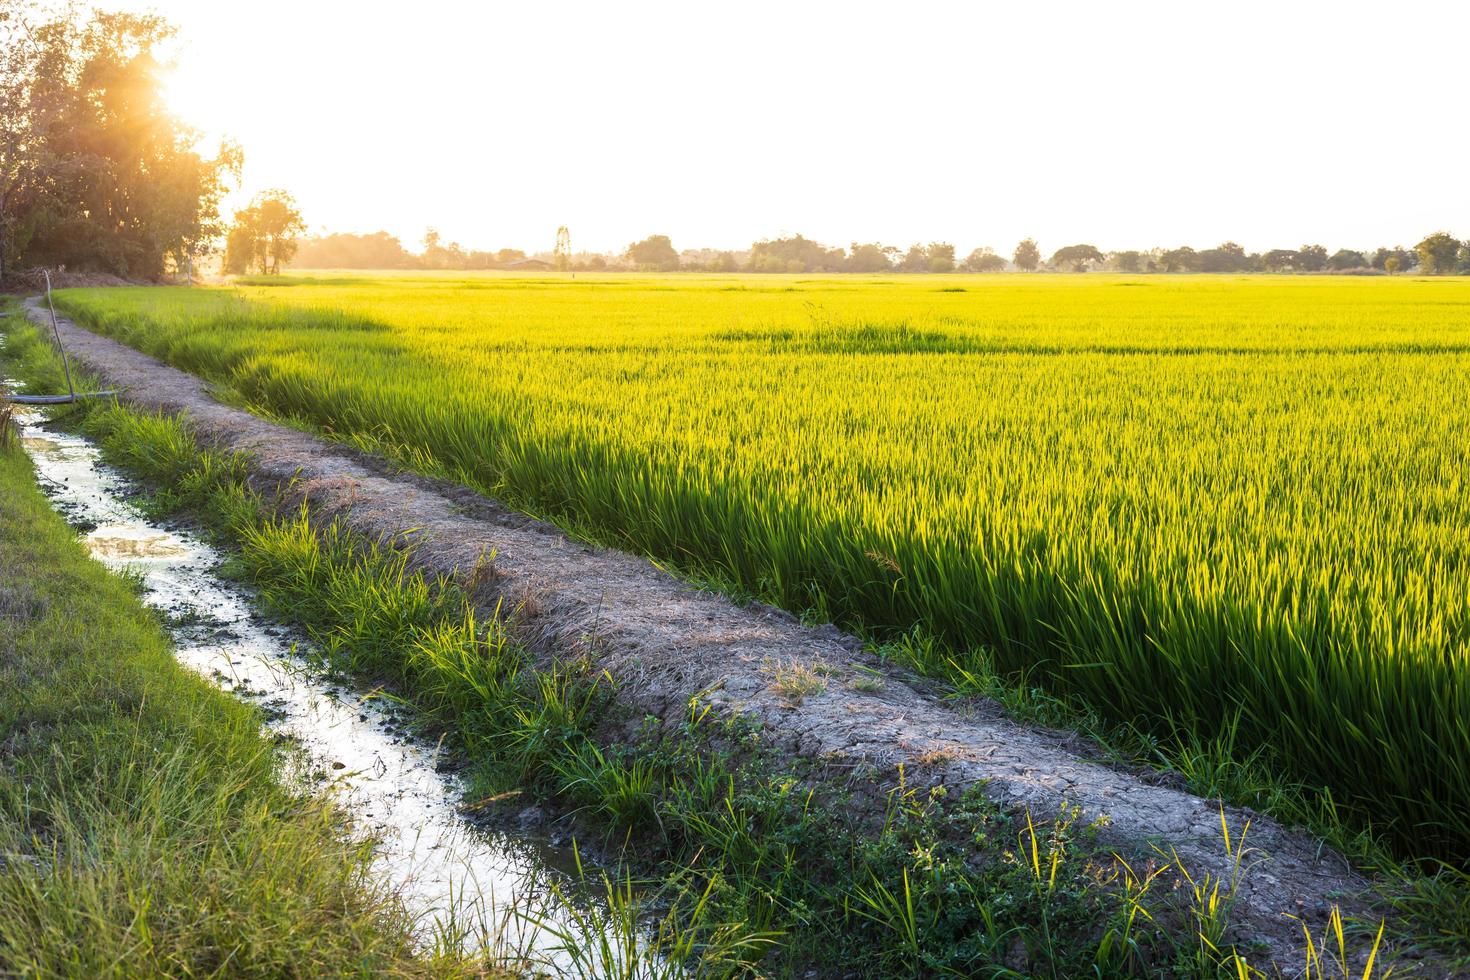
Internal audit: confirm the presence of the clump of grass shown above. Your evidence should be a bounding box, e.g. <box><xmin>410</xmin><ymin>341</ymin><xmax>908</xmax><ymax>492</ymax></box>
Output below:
<box><xmin>525</xmin><ymin>852</ymin><xmax>779</xmax><ymax>979</ymax></box>
<box><xmin>767</xmin><ymin>659</ymin><xmax>828</xmax><ymax>703</ymax></box>
<box><xmin>1383</xmin><ymin>862</ymin><xmax>1470</xmax><ymax>969</ymax></box>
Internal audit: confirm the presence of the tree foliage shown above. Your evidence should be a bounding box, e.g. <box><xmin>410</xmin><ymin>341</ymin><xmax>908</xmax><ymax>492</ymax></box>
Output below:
<box><xmin>1197</xmin><ymin>242</ymin><xmax>1252</xmax><ymax>274</ymax></box>
<box><xmin>960</xmin><ymin>247</ymin><xmax>1007</xmax><ymax>273</ymax></box>
<box><xmin>1327</xmin><ymin>249</ymin><xmax>1367</xmax><ymax>271</ymax></box>
<box><xmin>898</xmin><ymin>242</ymin><xmax>955</xmax><ymax>273</ymax></box>
<box><xmin>1109</xmin><ymin>250</ymin><xmax>1142</xmax><ymax>273</ymax></box>
<box><xmin>1371</xmin><ymin>247</ymin><xmax>1415</xmax><ymax>273</ymax></box>
<box><xmin>0</xmin><ymin>2</ymin><xmax>239</xmax><ymax>281</ymax></box>
<box><xmin>1416</xmin><ymin>232</ymin><xmax>1462</xmax><ymax>275</ymax></box>
<box><xmin>1261</xmin><ymin>249</ymin><xmax>1299</xmax><ymax>273</ymax></box>
<box><xmin>1012</xmin><ymin>238</ymin><xmax>1041</xmax><ymax>271</ymax></box>
<box><xmin>222</xmin><ymin>190</ymin><xmax>304</xmax><ymax>275</ymax></box>
<box><xmin>845</xmin><ymin>242</ymin><xmax>895</xmax><ymax>273</ymax></box>
<box><xmin>710</xmin><ymin>251</ymin><xmax>740</xmax><ymax>272</ymax></box>
<box><xmin>1160</xmin><ymin>246</ymin><xmax>1199</xmax><ymax>273</ymax></box>
<box><xmin>1297</xmin><ymin>244</ymin><xmax>1328</xmax><ymax>273</ymax></box>
<box><xmin>626</xmin><ymin>234</ymin><xmax>680</xmax><ymax>271</ymax></box>
<box><xmin>1049</xmin><ymin>244</ymin><xmax>1104</xmax><ymax>272</ymax></box>
<box><xmin>749</xmin><ymin>234</ymin><xmax>844</xmax><ymax>273</ymax></box>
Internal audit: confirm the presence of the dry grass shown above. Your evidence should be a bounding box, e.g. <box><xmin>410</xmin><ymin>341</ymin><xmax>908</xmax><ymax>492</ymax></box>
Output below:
<box><xmin>769</xmin><ymin>660</ymin><xmax>829</xmax><ymax>703</ymax></box>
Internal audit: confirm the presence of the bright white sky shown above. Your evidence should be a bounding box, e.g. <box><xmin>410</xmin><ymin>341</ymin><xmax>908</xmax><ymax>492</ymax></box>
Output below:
<box><xmin>119</xmin><ymin>0</ymin><xmax>1469</xmax><ymax>257</ymax></box>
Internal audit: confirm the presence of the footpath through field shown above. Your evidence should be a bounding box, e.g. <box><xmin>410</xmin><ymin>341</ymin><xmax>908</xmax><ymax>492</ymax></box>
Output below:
<box><xmin>21</xmin><ymin>296</ymin><xmax>1388</xmax><ymax>968</ymax></box>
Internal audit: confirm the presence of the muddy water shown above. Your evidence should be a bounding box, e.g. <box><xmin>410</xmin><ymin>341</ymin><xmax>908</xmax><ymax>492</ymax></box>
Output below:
<box><xmin>11</xmin><ymin>402</ymin><xmax>592</xmax><ymax>962</ymax></box>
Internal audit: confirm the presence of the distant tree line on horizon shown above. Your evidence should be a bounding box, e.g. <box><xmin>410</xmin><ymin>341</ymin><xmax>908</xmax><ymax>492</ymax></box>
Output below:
<box><xmin>291</xmin><ymin>229</ymin><xmax>1470</xmax><ymax>277</ymax></box>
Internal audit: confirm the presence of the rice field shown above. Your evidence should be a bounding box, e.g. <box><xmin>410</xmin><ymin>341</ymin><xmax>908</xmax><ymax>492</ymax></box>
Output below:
<box><xmin>54</xmin><ymin>273</ymin><xmax>1470</xmax><ymax>860</ymax></box>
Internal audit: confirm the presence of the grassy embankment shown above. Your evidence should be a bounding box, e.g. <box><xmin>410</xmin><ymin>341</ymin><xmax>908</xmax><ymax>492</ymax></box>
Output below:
<box><xmin>0</xmin><ymin>308</ymin><xmax>479</xmax><ymax>976</ymax></box>
<box><xmin>47</xmin><ymin>274</ymin><xmax>1470</xmax><ymax>868</ymax></box>
<box><xmin>4</xmin><ymin>293</ymin><xmax>1429</xmax><ymax>976</ymax></box>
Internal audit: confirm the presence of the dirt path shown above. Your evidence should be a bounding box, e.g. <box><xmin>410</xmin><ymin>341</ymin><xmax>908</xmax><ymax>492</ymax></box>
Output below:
<box><xmin>19</xmin><ymin>298</ymin><xmax>1392</xmax><ymax>969</ymax></box>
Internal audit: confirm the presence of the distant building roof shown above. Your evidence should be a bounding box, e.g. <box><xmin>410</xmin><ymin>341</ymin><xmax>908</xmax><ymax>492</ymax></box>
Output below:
<box><xmin>503</xmin><ymin>258</ymin><xmax>551</xmax><ymax>270</ymax></box>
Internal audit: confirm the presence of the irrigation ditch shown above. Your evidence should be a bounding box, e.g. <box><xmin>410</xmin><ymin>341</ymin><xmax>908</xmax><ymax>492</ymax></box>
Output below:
<box><xmin>3</xmin><ymin>346</ymin><xmax>706</xmax><ymax>977</ymax></box>
<box><xmin>4</xmin><ymin>296</ymin><xmax>1447</xmax><ymax>975</ymax></box>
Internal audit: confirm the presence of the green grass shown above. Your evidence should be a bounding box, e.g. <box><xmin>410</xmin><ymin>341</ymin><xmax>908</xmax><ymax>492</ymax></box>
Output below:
<box><xmin>0</xmin><ymin>388</ymin><xmax>465</xmax><ymax>974</ymax></box>
<box><xmin>45</xmin><ymin>272</ymin><xmax>1470</xmax><ymax>863</ymax></box>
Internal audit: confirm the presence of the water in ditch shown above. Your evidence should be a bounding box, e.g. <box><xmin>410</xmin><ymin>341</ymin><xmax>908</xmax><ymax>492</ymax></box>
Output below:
<box><xmin>8</xmin><ymin>394</ymin><xmax>620</xmax><ymax>971</ymax></box>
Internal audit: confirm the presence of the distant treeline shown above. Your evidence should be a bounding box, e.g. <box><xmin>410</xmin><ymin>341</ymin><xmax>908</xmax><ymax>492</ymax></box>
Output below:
<box><xmin>290</xmin><ymin>229</ymin><xmax>518</xmax><ymax>270</ymax></box>
<box><xmin>294</xmin><ymin>230</ymin><xmax>1470</xmax><ymax>276</ymax></box>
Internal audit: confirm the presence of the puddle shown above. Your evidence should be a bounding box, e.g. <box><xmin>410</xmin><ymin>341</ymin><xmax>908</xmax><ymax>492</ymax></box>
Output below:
<box><xmin>6</xmin><ymin>392</ymin><xmax>609</xmax><ymax>966</ymax></box>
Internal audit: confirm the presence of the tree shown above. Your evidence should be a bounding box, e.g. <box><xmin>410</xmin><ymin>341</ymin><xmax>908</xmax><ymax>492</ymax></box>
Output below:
<box><xmin>1110</xmin><ymin>250</ymin><xmax>1143</xmax><ymax>272</ymax></box>
<box><xmin>0</xmin><ymin>2</ymin><xmax>43</xmax><ymax>282</ymax></box>
<box><xmin>553</xmin><ymin>226</ymin><xmax>570</xmax><ymax>271</ymax></box>
<box><xmin>1160</xmin><ymin>246</ymin><xmax>1199</xmax><ymax>273</ymax></box>
<box><xmin>926</xmin><ymin>242</ymin><xmax>956</xmax><ymax>273</ymax></box>
<box><xmin>1416</xmin><ymin>232</ymin><xmax>1461</xmax><ymax>274</ymax></box>
<box><xmin>221</xmin><ymin>219</ymin><xmax>255</xmax><ymax>275</ymax></box>
<box><xmin>707</xmin><ymin>251</ymin><xmax>740</xmax><ymax>272</ymax></box>
<box><xmin>1262</xmin><ymin>249</ymin><xmax>1300</xmax><ymax>273</ymax></box>
<box><xmin>1297</xmin><ymin>244</ymin><xmax>1328</xmax><ymax>272</ymax></box>
<box><xmin>1198</xmin><ymin>242</ymin><xmax>1251</xmax><ymax>273</ymax></box>
<box><xmin>748</xmin><ymin>234</ymin><xmax>844</xmax><ymax>273</ymax></box>
<box><xmin>846</xmin><ymin>242</ymin><xmax>896</xmax><ymax>273</ymax></box>
<box><xmin>1370</xmin><ymin>247</ymin><xmax>1415</xmax><ymax>273</ymax></box>
<box><xmin>1050</xmin><ymin>244</ymin><xmax>1104</xmax><ymax>272</ymax></box>
<box><xmin>1326</xmin><ymin>249</ymin><xmax>1367</xmax><ymax>271</ymax></box>
<box><xmin>1</xmin><ymin>3</ymin><xmax>238</xmax><ymax>280</ymax></box>
<box><xmin>252</xmin><ymin>191</ymin><xmax>304</xmax><ymax>273</ymax></box>
<box><xmin>897</xmin><ymin>244</ymin><xmax>929</xmax><ymax>272</ymax></box>
<box><xmin>626</xmin><ymin>234</ymin><xmax>679</xmax><ymax>271</ymax></box>
<box><xmin>1384</xmin><ymin>256</ymin><xmax>1401</xmax><ymax>275</ymax></box>
<box><xmin>421</xmin><ymin>227</ymin><xmax>469</xmax><ymax>269</ymax></box>
<box><xmin>960</xmin><ymin>247</ymin><xmax>1007</xmax><ymax>273</ymax></box>
<box><xmin>1013</xmin><ymin>238</ymin><xmax>1041</xmax><ymax>271</ymax></box>
<box><xmin>222</xmin><ymin>190</ymin><xmax>304</xmax><ymax>275</ymax></box>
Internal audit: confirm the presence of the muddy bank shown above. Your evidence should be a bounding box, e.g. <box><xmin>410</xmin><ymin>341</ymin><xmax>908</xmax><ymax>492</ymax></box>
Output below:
<box><xmin>18</xmin><ymin>298</ymin><xmax>1390</xmax><ymax>967</ymax></box>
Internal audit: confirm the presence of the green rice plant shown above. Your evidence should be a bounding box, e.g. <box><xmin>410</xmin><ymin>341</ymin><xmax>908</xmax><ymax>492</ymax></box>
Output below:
<box><xmin>849</xmin><ymin>866</ymin><xmax>941</xmax><ymax>967</ymax></box>
<box><xmin>1294</xmin><ymin>909</ymin><xmax>1385</xmax><ymax>980</ymax></box>
<box><xmin>522</xmin><ymin>849</ymin><xmax>779</xmax><ymax>979</ymax></box>
<box><xmin>550</xmin><ymin>741</ymin><xmax>661</xmax><ymax>831</ymax></box>
<box><xmin>1164</xmin><ymin>812</ymin><xmax>1253</xmax><ymax>973</ymax></box>
<box><xmin>50</xmin><ymin>273</ymin><xmax>1470</xmax><ymax>859</ymax></box>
